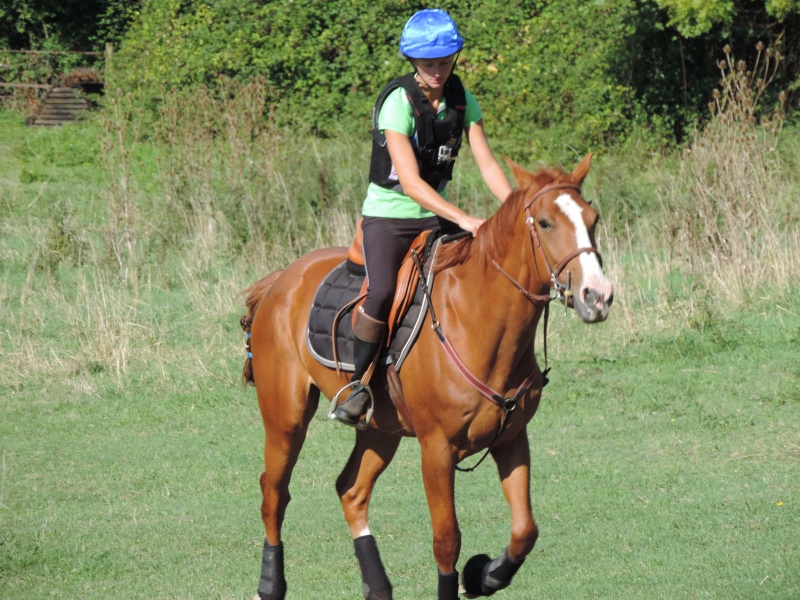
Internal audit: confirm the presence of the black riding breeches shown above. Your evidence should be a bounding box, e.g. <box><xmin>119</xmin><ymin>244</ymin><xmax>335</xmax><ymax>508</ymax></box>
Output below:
<box><xmin>360</xmin><ymin>215</ymin><xmax>459</xmax><ymax>321</ymax></box>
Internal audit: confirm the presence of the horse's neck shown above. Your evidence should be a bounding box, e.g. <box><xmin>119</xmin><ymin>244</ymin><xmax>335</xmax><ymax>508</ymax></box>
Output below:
<box><xmin>435</xmin><ymin>247</ymin><xmax>545</xmax><ymax>380</ymax></box>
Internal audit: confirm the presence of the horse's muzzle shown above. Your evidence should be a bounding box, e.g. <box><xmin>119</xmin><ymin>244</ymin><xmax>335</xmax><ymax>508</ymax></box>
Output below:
<box><xmin>574</xmin><ymin>285</ymin><xmax>613</xmax><ymax>323</ymax></box>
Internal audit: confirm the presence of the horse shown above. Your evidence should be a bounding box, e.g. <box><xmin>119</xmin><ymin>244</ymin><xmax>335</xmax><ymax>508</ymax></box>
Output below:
<box><xmin>240</xmin><ymin>153</ymin><xmax>613</xmax><ymax>600</ymax></box>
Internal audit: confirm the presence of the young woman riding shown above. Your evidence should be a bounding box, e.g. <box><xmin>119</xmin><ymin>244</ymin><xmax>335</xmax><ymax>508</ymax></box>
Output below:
<box><xmin>332</xmin><ymin>8</ymin><xmax>513</xmax><ymax>426</ymax></box>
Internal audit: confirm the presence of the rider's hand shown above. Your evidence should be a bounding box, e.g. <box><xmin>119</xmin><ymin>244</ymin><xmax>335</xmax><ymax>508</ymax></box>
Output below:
<box><xmin>458</xmin><ymin>214</ymin><xmax>485</xmax><ymax>237</ymax></box>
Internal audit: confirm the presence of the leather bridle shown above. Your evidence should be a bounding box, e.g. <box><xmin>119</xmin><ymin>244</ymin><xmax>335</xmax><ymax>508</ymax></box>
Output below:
<box><xmin>493</xmin><ymin>182</ymin><xmax>603</xmax><ymax>309</ymax></box>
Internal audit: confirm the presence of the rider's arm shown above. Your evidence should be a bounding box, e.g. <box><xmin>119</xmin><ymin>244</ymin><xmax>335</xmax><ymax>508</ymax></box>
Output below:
<box><xmin>384</xmin><ymin>129</ymin><xmax>484</xmax><ymax>235</ymax></box>
<box><xmin>465</xmin><ymin>119</ymin><xmax>513</xmax><ymax>203</ymax></box>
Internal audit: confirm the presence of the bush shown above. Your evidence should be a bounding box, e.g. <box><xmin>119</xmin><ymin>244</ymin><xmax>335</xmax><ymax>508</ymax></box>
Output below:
<box><xmin>112</xmin><ymin>0</ymin><xmax>677</xmax><ymax>161</ymax></box>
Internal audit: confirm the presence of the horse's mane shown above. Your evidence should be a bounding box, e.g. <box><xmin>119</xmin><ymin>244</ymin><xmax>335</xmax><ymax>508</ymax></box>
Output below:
<box><xmin>434</xmin><ymin>166</ymin><xmax>573</xmax><ymax>272</ymax></box>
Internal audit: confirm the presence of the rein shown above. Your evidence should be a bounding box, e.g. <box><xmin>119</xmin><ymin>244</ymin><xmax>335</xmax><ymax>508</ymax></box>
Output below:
<box><xmin>412</xmin><ymin>233</ymin><xmax>536</xmax><ymax>410</ymax></box>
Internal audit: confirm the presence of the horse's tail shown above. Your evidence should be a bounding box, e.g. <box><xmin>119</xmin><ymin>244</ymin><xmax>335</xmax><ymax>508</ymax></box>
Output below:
<box><xmin>240</xmin><ymin>270</ymin><xmax>283</xmax><ymax>386</ymax></box>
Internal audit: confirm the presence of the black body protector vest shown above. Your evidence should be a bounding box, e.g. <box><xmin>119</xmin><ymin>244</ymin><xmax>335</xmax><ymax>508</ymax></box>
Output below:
<box><xmin>368</xmin><ymin>72</ymin><xmax>467</xmax><ymax>193</ymax></box>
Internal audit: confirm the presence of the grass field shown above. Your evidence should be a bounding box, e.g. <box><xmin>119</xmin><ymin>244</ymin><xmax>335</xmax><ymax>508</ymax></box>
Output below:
<box><xmin>2</xmin><ymin>310</ymin><xmax>797</xmax><ymax>598</ymax></box>
<box><xmin>1</xmin><ymin>104</ymin><xmax>798</xmax><ymax>599</ymax></box>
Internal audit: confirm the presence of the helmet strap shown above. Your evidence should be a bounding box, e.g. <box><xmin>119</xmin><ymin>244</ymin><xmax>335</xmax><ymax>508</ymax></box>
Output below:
<box><xmin>448</xmin><ymin>51</ymin><xmax>461</xmax><ymax>81</ymax></box>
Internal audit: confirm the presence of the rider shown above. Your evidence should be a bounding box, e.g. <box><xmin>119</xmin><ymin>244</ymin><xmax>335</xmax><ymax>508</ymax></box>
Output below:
<box><xmin>332</xmin><ymin>8</ymin><xmax>513</xmax><ymax>426</ymax></box>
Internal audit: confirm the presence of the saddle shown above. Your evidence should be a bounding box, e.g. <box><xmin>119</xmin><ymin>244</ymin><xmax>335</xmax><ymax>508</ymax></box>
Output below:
<box><xmin>309</xmin><ymin>223</ymin><xmax>474</xmax><ymax>433</ymax></box>
<box><xmin>307</xmin><ymin>220</ymin><xmax>441</xmax><ymax>374</ymax></box>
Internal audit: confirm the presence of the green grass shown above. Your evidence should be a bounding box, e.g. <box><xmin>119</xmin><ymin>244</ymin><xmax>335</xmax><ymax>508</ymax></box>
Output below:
<box><xmin>1</xmin><ymin>106</ymin><xmax>798</xmax><ymax>598</ymax></box>
<box><xmin>1</xmin><ymin>312</ymin><xmax>798</xmax><ymax>598</ymax></box>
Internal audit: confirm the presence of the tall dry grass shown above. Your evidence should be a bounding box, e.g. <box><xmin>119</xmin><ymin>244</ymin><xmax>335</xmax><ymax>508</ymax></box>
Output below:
<box><xmin>669</xmin><ymin>44</ymin><xmax>795</xmax><ymax>299</ymax></box>
<box><xmin>601</xmin><ymin>43</ymin><xmax>799</xmax><ymax>339</ymax></box>
<box><xmin>150</xmin><ymin>76</ymin><xmax>366</xmax><ymax>264</ymax></box>
<box><xmin>2</xmin><ymin>78</ymin><xmax>373</xmax><ymax>390</ymax></box>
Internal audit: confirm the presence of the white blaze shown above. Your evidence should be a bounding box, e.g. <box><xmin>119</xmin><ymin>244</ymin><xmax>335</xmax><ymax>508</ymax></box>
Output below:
<box><xmin>554</xmin><ymin>194</ymin><xmax>604</xmax><ymax>280</ymax></box>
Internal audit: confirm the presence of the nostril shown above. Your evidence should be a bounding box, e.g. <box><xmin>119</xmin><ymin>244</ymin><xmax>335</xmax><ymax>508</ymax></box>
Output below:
<box><xmin>583</xmin><ymin>288</ymin><xmax>600</xmax><ymax>307</ymax></box>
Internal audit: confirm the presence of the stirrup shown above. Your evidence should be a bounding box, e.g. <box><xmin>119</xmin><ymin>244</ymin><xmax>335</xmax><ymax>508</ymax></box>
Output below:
<box><xmin>328</xmin><ymin>381</ymin><xmax>375</xmax><ymax>431</ymax></box>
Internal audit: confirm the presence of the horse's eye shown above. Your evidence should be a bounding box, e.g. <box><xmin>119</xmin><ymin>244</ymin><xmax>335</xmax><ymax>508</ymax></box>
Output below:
<box><xmin>537</xmin><ymin>219</ymin><xmax>551</xmax><ymax>230</ymax></box>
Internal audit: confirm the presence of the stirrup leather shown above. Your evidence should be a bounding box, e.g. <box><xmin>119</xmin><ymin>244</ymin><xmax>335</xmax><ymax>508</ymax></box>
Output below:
<box><xmin>327</xmin><ymin>381</ymin><xmax>375</xmax><ymax>431</ymax></box>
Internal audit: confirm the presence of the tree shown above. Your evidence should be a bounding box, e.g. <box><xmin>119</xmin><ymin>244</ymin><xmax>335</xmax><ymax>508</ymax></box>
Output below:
<box><xmin>653</xmin><ymin>0</ymin><xmax>736</xmax><ymax>37</ymax></box>
<box><xmin>650</xmin><ymin>0</ymin><xmax>798</xmax><ymax>136</ymax></box>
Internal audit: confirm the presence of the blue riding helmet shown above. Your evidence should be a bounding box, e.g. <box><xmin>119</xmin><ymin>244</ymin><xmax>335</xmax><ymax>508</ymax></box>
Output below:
<box><xmin>399</xmin><ymin>9</ymin><xmax>464</xmax><ymax>59</ymax></box>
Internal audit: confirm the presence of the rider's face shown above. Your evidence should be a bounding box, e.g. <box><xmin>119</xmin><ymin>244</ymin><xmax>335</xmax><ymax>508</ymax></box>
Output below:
<box><xmin>412</xmin><ymin>54</ymin><xmax>456</xmax><ymax>90</ymax></box>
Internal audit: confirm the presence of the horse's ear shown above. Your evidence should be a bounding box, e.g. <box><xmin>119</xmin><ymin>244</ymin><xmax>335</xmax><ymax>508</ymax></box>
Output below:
<box><xmin>503</xmin><ymin>155</ymin><xmax>536</xmax><ymax>188</ymax></box>
<box><xmin>571</xmin><ymin>152</ymin><xmax>593</xmax><ymax>186</ymax></box>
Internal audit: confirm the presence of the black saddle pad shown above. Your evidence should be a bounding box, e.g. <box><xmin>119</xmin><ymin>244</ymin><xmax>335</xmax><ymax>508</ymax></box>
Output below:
<box><xmin>306</xmin><ymin>257</ymin><xmax>433</xmax><ymax>373</ymax></box>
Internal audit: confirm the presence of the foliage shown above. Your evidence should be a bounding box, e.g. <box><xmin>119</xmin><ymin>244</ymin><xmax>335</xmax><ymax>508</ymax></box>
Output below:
<box><xmin>108</xmin><ymin>0</ymin><xmax>800</xmax><ymax>161</ymax></box>
<box><xmin>0</xmin><ymin>0</ymin><xmax>139</xmax><ymax>51</ymax></box>
<box><xmin>653</xmin><ymin>0</ymin><xmax>736</xmax><ymax>37</ymax></box>
<box><xmin>110</xmin><ymin>1</ymin><xmax>647</xmax><ymax>160</ymax></box>
<box><xmin>111</xmin><ymin>0</ymin><xmax>419</xmax><ymax>136</ymax></box>
<box><xmin>3</xmin><ymin>1</ymin><xmax>800</xmax><ymax>159</ymax></box>
<box><xmin>654</xmin><ymin>0</ymin><xmax>800</xmax><ymax>37</ymax></box>
<box><xmin>767</xmin><ymin>0</ymin><xmax>800</xmax><ymax>19</ymax></box>
<box><xmin>455</xmin><ymin>0</ymin><xmax>644</xmax><ymax>160</ymax></box>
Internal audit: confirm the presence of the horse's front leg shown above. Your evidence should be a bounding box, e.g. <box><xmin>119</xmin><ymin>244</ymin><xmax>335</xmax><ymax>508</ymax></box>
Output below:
<box><xmin>461</xmin><ymin>430</ymin><xmax>538</xmax><ymax>597</ymax></box>
<box><xmin>420</xmin><ymin>436</ymin><xmax>462</xmax><ymax>600</ymax></box>
<box><xmin>336</xmin><ymin>428</ymin><xmax>402</xmax><ymax>600</ymax></box>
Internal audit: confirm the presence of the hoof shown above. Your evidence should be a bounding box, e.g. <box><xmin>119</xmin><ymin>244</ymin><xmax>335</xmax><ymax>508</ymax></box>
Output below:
<box><xmin>460</xmin><ymin>554</ymin><xmax>492</xmax><ymax>597</ymax></box>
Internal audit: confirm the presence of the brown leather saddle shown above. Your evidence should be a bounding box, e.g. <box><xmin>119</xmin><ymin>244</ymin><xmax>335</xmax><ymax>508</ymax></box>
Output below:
<box><xmin>306</xmin><ymin>221</ymin><xmax>441</xmax><ymax>374</ymax></box>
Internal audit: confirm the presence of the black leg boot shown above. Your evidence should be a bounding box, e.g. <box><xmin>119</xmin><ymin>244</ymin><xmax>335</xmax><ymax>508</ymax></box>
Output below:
<box><xmin>354</xmin><ymin>535</ymin><xmax>393</xmax><ymax>599</ymax></box>
<box><xmin>257</xmin><ymin>541</ymin><xmax>287</xmax><ymax>600</ymax></box>
<box><xmin>333</xmin><ymin>335</ymin><xmax>382</xmax><ymax>425</ymax></box>
<box><xmin>333</xmin><ymin>308</ymin><xmax>386</xmax><ymax>426</ymax></box>
<box><xmin>437</xmin><ymin>569</ymin><xmax>459</xmax><ymax>600</ymax></box>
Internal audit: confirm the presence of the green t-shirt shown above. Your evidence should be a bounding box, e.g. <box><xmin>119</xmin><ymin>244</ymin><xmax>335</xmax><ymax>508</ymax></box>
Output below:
<box><xmin>361</xmin><ymin>85</ymin><xmax>483</xmax><ymax>219</ymax></box>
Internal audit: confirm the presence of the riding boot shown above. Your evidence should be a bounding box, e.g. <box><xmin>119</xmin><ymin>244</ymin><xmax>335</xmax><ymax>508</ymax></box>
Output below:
<box><xmin>333</xmin><ymin>309</ymin><xmax>386</xmax><ymax>425</ymax></box>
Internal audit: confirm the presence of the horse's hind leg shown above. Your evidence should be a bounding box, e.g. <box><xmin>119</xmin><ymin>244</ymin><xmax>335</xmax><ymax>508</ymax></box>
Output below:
<box><xmin>256</xmin><ymin>382</ymin><xmax>320</xmax><ymax>600</ymax></box>
<box><xmin>336</xmin><ymin>429</ymin><xmax>402</xmax><ymax>600</ymax></box>
<box><xmin>461</xmin><ymin>430</ymin><xmax>537</xmax><ymax>597</ymax></box>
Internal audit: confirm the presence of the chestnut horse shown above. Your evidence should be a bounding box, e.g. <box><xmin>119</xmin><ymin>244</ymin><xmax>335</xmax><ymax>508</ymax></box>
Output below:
<box><xmin>241</xmin><ymin>154</ymin><xmax>613</xmax><ymax>599</ymax></box>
